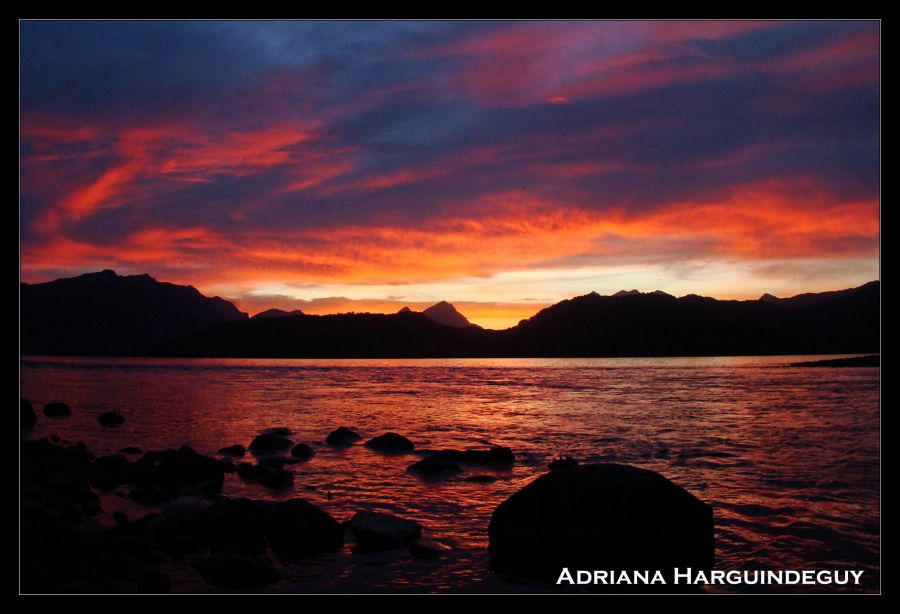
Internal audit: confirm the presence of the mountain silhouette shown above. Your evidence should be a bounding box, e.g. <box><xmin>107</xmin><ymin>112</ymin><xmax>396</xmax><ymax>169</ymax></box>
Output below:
<box><xmin>422</xmin><ymin>301</ymin><xmax>480</xmax><ymax>328</ymax></box>
<box><xmin>20</xmin><ymin>271</ymin><xmax>879</xmax><ymax>358</ymax></box>
<box><xmin>151</xmin><ymin>281</ymin><xmax>878</xmax><ymax>358</ymax></box>
<box><xmin>250</xmin><ymin>308</ymin><xmax>305</xmax><ymax>320</ymax></box>
<box><xmin>21</xmin><ymin>270</ymin><xmax>247</xmax><ymax>356</ymax></box>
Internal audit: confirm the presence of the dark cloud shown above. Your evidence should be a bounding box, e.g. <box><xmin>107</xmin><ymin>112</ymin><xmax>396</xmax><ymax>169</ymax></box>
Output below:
<box><xmin>20</xmin><ymin>20</ymin><xmax>880</xmax><ymax>293</ymax></box>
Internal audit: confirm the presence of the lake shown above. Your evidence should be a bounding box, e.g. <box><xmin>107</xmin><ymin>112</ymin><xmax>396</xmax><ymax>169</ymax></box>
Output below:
<box><xmin>20</xmin><ymin>355</ymin><xmax>880</xmax><ymax>593</ymax></box>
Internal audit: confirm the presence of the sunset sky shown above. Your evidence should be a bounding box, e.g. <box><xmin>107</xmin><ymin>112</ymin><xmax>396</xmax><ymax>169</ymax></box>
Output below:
<box><xmin>20</xmin><ymin>20</ymin><xmax>880</xmax><ymax>329</ymax></box>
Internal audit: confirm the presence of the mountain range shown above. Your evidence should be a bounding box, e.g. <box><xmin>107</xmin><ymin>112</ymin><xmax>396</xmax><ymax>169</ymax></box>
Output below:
<box><xmin>20</xmin><ymin>271</ymin><xmax>879</xmax><ymax>358</ymax></box>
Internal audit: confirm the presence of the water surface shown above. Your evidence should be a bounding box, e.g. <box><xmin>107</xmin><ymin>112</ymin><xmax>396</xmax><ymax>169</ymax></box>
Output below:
<box><xmin>20</xmin><ymin>355</ymin><xmax>880</xmax><ymax>593</ymax></box>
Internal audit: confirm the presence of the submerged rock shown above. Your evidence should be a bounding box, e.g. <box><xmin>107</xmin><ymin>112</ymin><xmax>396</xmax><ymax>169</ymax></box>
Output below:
<box><xmin>408</xmin><ymin>539</ymin><xmax>452</xmax><ymax>559</ymax></box>
<box><xmin>43</xmin><ymin>402</ymin><xmax>72</xmax><ymax>418</ymax></box>
<box><xmin>348</xmin><ymin>510</ymin><xmax>422</xmax><ymax>551</ymax></box>
<box><xmin>548</xmin><ymin>456</ymin><xmax>580</xmax><ymax>471</ymax></box>
<box><xmin>22</xmin><ymin>398</ymin><xmax>36</xmax><ymax>429</ymax></box>
<box><xmin>235</xmin><ymin>462</ymin><xmax>269</xmax><ymax>481</ymax></box>
<box><xmin>260</xmin><ymin>427</ymin><xmax>292</xmax><ymax>437</ymax></box>
<box><xmin>266</xmin><ymin>499</ymin><xmax>343</xmax><ymax>560</ymax></box>
<box><xmin>217</xmin><ymin>444</ymin><xmax>246</xmax><ymax>457</ymax></box>
<box><xmin>257</xmin><ymin>468</ymin><xmax>293</xmax><ymax>490</ymax></box>
<box><xmin>434</xmin><ymin>447</ymin><xmax>514</xmax><ymax>465</ymax></box>
<box><xmin>290</xmin><ymin>443</ymin><xmax>315</xmax><ymax>460</ymax></box>
<box><xmin>249</xmin><ymin>434</ymin><xmax>293</xmax><ymax>455</ymax></box>
<box><xmin>488</xmin><ymin>463</ymin><xmax>715</xmax><ymax>585</ymax></box>
<box><xmin>98</xmin><ymin>411</ymin><xmax>125</xmax><ymax>427</ymax></box>
<box><xmin>195</xmin><ymin>553</ymin><xmax>281</xmax><ymax>590</ymax></box>
<box><xmin>364</xmin><ymin>432</ymin><xmax>414</xmax><ymax>453</ymax></box>
<box><xmin>325</xmin><ymin>426</ymin><xmax>361</xmax><ymax>446</ymax></box>
<box><xmin>406</xmin><ymin>455</ymin><xmax>463</xmax><ymax>477</ymax></box>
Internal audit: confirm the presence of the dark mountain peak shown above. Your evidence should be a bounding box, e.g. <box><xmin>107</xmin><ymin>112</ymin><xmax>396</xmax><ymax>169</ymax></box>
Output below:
<box><xmin>759</xmin><ymin>293</ymin><xmax>781</xmax><ymax>303</ymax></box>
<box><xmin>250</xmin><ymin>308</ymin><xmax>304</xmax><ymax>320</ymax></box>
<box><xmin>422</xmin><ymin>301</ymin><xmax>479</xmax><ymax>328</ymax></box>
<box><xmin>21</xmin><ymin>270</ymin><xmax>248</xmax><ymax>356</ymax></box>
<box><xmin>614</xmin><ymin>289</ymin><xmax>640</xmax><ymax>297</ymax></box>
<box><xmin>397</xmin><ymin>306</ymin><xmax>412</xmax><ymax>314</ymax></box>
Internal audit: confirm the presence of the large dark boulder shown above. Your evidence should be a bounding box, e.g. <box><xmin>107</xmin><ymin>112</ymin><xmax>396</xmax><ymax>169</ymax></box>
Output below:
<box><xmin>195</xmin><ymin>553</ymin><xmax>281</xmax><ymax>590</ymax></box>
<box><xmin>364</xmin><ymin>432</ymin><xmax>414</xmax><ymax>453</ymax></box>
<box><xmin>325</xmin><ymin>426</ymin><xmax>361</xmax><ymax>446</ymax></box>
<box><xmin>22</xmin><ymin>398</ymin><xmax>36</xmax><ymax>429</ymax></box>
<box><xmin>488</xmin><ymin>463</ymin><xmax>714</xmax><ymax>586</ymax></box>
<box><xmin>347</xmin><ymin>511</ymin><xmax>422</xmax><ymax>551</ymax></box>
<box><xmin>249</xmin><ymin>434</ymin><xmax>293</xmax><ymax>455</ymax></box>
<box><xmin>266</xmin><ymin>499</ymin><xmax>343</xmax><ymax>560</ymax></box>
<box><xmin>202</xmin><ymin>497</ymin><xmax>272</xmax><ymax>554</ymax></box>
<box><xmin>43</xmin><ymin>402</ymin><xmax>72</xmax><ymax>418</ymax></box>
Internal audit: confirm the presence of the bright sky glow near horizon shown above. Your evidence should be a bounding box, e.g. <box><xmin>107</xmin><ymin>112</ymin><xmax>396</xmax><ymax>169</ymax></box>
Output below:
<box><xmin>20</xmin><ymin>20</ymin><xmax>880</xmax><ymax>329</ymax></box>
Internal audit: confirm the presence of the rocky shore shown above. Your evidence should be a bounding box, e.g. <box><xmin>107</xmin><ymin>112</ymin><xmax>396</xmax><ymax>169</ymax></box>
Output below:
<box><xmin>20</xmin><ymin>397</ymin><xmax>715</xmax><ymax>593</ymax></box>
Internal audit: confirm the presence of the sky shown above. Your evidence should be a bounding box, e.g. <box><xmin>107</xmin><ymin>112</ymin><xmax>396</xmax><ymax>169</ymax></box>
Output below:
<box><xmin>20</xmin><ymin>20</ymin><xmax>880</xmax><ymax>329</ymax></box>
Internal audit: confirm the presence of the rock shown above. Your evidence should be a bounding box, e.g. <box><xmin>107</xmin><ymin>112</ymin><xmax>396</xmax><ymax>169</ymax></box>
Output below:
<box><xmin>260</xmin><ymin>427</ymin><xmax>292</xmax><ymax>437</ymax></box>
<box><xmin>257</xmin><ymin>468</ymin><xmax>293</xmax><ymax>490</ymax></box>
<box><xmin>22</xmin><ymin>398</ymin><xmax>36</xmax><ymax>429</ymax></box>
<box><xmin>164</xmin><ymin>535</ymin><xmax>203</xmax><ymax>560</ymax></box>
<box><xmin>487</xmin><ymin>463</ymin><xmax>715</xmax><ymax>585</ymax></box>
<box><xmin>325</xmin><ymin>426</ymin><xmax>361</xmax><ymax>446</ymax></box>
<box><xmin>406</xmin><ymin>455</ymin><xmax>463</xmax><ymax>477</ymax></box>
<box><xmin>43</xmin><ymin>402</ymin><xmax>71</xmax><ymax>418</ymax></box>
<box><xmin>348</xmin><ymin>510</ymin><xmax>422</xmax><ymax>551</ymax></box>
<box><xmin>434</xmin><ymin>447</ymin><xmax>514</xmax><ymax>465</ymax></box>
<box><xmin>218</xmin><ymin>444</ymin><xmax>246</xmax><ymax>457</ymax></box>
<box><xmin>266</xmin><ymin>499</ymin><xmax>343</xmax><ymax>560</ymax></box>
<box><xmin>129</xmin><ymin>486</ymin><xmax>172</xmax><ymax>505</ymax></box>
<box><xmin>120</xmin><ymin>447</ymin><xmax>143</xmax><ymax>455</ymax></box>
<box><xmin>364</xmin><ymin>432</ymin><xmax>414</xmax><ymax>453</ymax></box>
<box><xmin>249</xmin><ymin>434</ymin><xmax>294</xmax><ymax>455</ymax></box>
<box><xmin>548</xmin><ymin>456</ymin><xmax>580</xmax><ymax>471</ymax></box>
<box><xmin>408</xmin><ymin>539</ymin><xmax>452</xmax><ymax>558</ymax></box>
<box><xmin>88</xmin><ymin>455</ymin><xmax>133</xmax><ymax>491</ymax></box>
<box><xmin>135</xmin><ymin>568</ymin><xmax>171</xmax><ymax>593</ymax></box>
<box><xmin>113</xmin><ymin>511</ymin><xmax>129</xmax><ymax>527</ymax></box>
<box><xmin>146</xmin><ymin>497</ymin><xmax>209</xmax><ymax>537</ymax></box>
<box><xmin>290</xmin><ymin>443</ymin><xmax>315</xmax><ymax>460</ymax></box>
<box><xmin>195</xmin><ymin>553</ymin><xmax>281</xmax><ymax>590</ymax></box>
<box><xmin>98</xmin><ymin>411</ymin><xmax>125</xmax><ymax>427</ymax></box>
<box><xmin>235</xmin><ymin>463</ymin><xmax>269</xmax><ymax>481</ymax></box>
<box><xmin>156</xmin><ymin>446</ymin><xmax>225</xmax><ymax>494</ymax></box>
<box><xmin>203</xmin><ymin>498</ymin><xmax>272</xmax><ymax>554</ymax></box>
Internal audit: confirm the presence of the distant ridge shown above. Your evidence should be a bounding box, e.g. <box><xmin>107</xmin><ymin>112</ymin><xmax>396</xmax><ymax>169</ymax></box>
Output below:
<box><xmin>20</xmin><ymin>271</ymin><xmax>879</xmax><ymax>358</ymax></box>
<box><xmin>152</xmin><ymin>280</ymin><xmax>879</xmax><ymax>358</ymax></box>
<box><xmin>250</xmin><ymin>308</ymin><xmax>304</xmax><ymax>320</ymax></box>
<box><xmin>21</xmin><ymin>270</ymin><xmax>247</xmax><ymax>356</ymax></box>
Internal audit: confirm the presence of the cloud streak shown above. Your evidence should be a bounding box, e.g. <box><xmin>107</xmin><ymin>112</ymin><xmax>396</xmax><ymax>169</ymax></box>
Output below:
<box><xmin>20</xmin><ymin>20</ymin><xmax>880</xmax><ymax>327</ymax></box>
